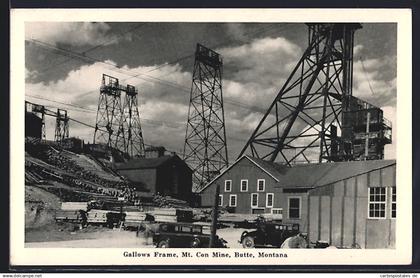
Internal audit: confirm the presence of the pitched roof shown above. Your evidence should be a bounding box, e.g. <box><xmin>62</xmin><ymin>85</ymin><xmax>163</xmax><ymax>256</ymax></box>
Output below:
<box><xmin>114</xmin><ymin>155</ymin><xmax>190</xmax><ymax>170</ymax></box>
<box><xmin>199</xmin><ymin>155</ymin><xmax>396</xmax><ymax>192</ymax></box>
<box><xmin>247</xmin><ymin>156</ymin><xmax>396</xmax><ymax>188</ymax></box>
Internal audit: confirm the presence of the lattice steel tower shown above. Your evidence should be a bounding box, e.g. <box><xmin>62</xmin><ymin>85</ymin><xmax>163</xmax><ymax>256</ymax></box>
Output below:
<box><xmin>93</xmin><ymin>74</ymin><xmax>125</xmax><ymax>150</ymax></box>
<box><xmin>54</xmin><ymin>108</ymin><xmax>69</xmax><ymax>143</ymax></box>
<box><xmin>122</xmin><ymin>84</ymin><xmax>145</xmax><ymax>157</ymax></box>
<box><xmin>239</xmin><ymin>23</ymin><xmax>368</xmax><ymax>164</ymax></box>
<box><xmin>183</xmin><ymin>43</ymin><xmax>229</xmax><ymax>190</ymax></box>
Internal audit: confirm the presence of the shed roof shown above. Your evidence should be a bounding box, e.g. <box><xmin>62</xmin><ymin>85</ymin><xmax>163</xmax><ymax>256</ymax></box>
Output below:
<box><xmin>247</xmin><ymin>156</ymin><xmax>395</xmax><ymax>188</ymax></box>
<box><xmin>114</xmin><ymin>155</ymin><xmax>191</xmax><ymax>171</ymax></box>
<box><xmin>199</xmin><ymin>155</ymin><xmax>396</xmax><ymax>192</ymax></box>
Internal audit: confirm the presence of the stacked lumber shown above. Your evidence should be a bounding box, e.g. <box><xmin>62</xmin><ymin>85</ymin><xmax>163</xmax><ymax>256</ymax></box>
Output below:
<box><xmin>152</xmin><ymin>195</ymin><xmax>189</xmax><ymax>208</ymax></box>
<box><xmin>261</xmin><ymin>213</ymin><xmax>283</xmax><ymax>221</ymax></box>
<box><xmin>61</xmin><ymin>202</ymin><xmax>88</xmax><ymax>211</ymax></box>
<box><xmin>124</xmin><ymin>211</ymin><xmax>148</xmax><ymax>228</ymax></box>
<box><xmin>55</xmin><ymin>210</ymin><xmax>85</xmax><ymax>223</ymax></box>
<box><xmin>87</xmin><ymin>209</ymin><xmax>110</xmax><ymax>224</ymax></box>
<box><xmin>152</xmin><ymin>208</ymin><xmax>193</xmax><ymax>223</ymax></box>
<box><xmin>218</xmin><ymin>213</ymin><xmax>258</xmax><ymax>223</ymax></box>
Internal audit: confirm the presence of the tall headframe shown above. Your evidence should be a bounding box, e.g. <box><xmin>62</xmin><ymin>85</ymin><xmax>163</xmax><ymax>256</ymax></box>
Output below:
<box><xmin>94</xmin><ymin>74</ymin><xmax>145</xmax><ymax>158</ymax></box>
<box><xmin>94</xmin><ymin>74</ymin><xmax>125</xmax><ymax>150</ymax></box>
<box><xmin>122</xmin><ymin>84</ymin><xmax>145</xmax><ymax>157</ymax></box>
<box><xmin>183</xmin><ymin>43</ymin><xmax>229</xmax><ymax>190</ymax></box>
<box><xmin>54</xmin><ymin>108</ymin><xmax>69</xmax><ymax>143</ymax></box>
<box><xmin>239</xmin><ymin>23</ymin><xmax>364</xmax><ymax>165</ymax></box>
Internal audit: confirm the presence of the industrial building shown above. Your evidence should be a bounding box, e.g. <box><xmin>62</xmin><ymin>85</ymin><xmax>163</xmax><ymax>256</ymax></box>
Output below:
<box><xmin>199</xmin><ymin>155</ymin><xmax>396</xmax><ymax>248</ymax></box>
<box><xmin>114</xmin><ymin>151</ymin><xmax>193</xmax><ymax>203</ymax></box>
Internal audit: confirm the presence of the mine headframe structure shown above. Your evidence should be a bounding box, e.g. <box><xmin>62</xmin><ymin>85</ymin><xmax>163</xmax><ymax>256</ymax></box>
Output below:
<box><xmin>93</xmin><ymin>74</ymin><xmax>145</xmax><ymax>158</ymax></box>
<box><xmin>54</xmin><ymin>108</ymin><xmax>69</xmax><ymax>143</ymax></box>
<box><xmin>122</xmin><ymin>84</ymin><xmax>145</xmax><ymax>158</ymax></box>
<box><xmin>25</xmin><ymin>101</ymin><xmax>46</xmax><ymax>140</ymax></box>
<box><xmin>183</xmin><ymin>43</ymin><xmax>229</xmax><ymax>191</ymax></box>
<box><xmin>238</xmin><ymin>23</ymin><xmax>391</xmax><ymax>165</ymax></box>
<box><xmin>25</xmin><ymin>101</ymin><xmax>69</xmax><ymax>143</ymax></box>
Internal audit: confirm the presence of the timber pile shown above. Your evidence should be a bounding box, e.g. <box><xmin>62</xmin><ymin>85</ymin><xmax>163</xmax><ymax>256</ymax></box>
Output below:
<box><xmin>218</xmin><ymin>213</ymin><xmax>258</xmax><ymax>223</ymax></box>
<box><xmin>55</xmin><ymin>210</ymin><xmax>85</xmax><ymax>223</ymax></box>
<box><xmin>124</xmin><ymin>211</ymin><xmax>148</xmax><ymax>228</ymax></box>
<box><xmin>61</xmin><ymin>202</ymin><xmax>88</xmax><ymax>211</ymax></box>
<box><xmin>152</xmin><ymin>208</ymin><xmax>193</xmax><ymax>223</ymax></box>
<box><xmin>152</xmin><ymin>195</ymin><xmax>189</xmax><ymax>208</ymax></box>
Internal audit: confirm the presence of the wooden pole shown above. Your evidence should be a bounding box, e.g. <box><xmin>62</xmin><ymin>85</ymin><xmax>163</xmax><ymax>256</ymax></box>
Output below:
<box><xmin>209</xmin><ymin>185</ymin><xmax>220</xmax><ymax>248</ymax></box>
<box><xmin>364</xmin><ymin>112</ymin><xmax>371</xmax><ymax>159</ymax></box>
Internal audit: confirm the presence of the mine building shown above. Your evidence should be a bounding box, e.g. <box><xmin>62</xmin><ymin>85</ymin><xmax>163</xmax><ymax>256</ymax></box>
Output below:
<box><xmin>114</xmin><ymin>149</ymin><xmax>192</xmax><ymax>202</ymax></box>
<box><xmin>199</xmin><ymin>155</ymin><xmax>396</xmax><ymax>248</ymax></box>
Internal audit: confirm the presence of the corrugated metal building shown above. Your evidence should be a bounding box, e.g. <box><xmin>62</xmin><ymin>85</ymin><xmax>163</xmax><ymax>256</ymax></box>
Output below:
<box><xmin>199</xmin><ymin>156</ymin><xmax>396</xmax><ymax>248</ymax></box>
<box><xmin>115</xmin><ymin>154</ymin><xmax>193</xmax><ymax>202</ymax></box>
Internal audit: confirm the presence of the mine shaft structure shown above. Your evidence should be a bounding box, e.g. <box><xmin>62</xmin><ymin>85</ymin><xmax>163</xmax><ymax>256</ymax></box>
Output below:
<box><xmin>122</xmin><ymin>84</ymin><xmax>145</xmax><ymax>157</ymax></box>
<box><xmin>25</xmin><ymin>101</ymin><xmax>46</xmax><ymax>141</ymax></box>
<box><xmin>94</xmin><ymin>74</ymin><xmax>145</xmax><ymax>158</ymax></box>
<box><xmin>183</xmin><ymin>43</ymin><xmax>229</xmax><ymax>191</ymax></box>
<box><xmin>25</xmin><ymin>101</ymin><xmax>70</xmax><ymax>142</ymax></box>
<box><xmin>54</xmin><ymin>108</ymin><xmax>69</xmax><ymax>143</ymax></box>
<box><xmin>239</xmin><ymin>23</ymin><xmax>392</xmax><ymax>165</ymax></box>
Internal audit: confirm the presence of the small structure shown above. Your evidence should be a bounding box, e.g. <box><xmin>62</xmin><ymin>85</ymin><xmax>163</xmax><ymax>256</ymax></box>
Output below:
<box><xmin>115</xmin><ymin>154</ymin><xmax>193</xmax><ymax>203</ymax></box>
<box><xmin>199</xmin><ymin>155</ymin><xmax>396</xmax><ymax>248</ymax></box>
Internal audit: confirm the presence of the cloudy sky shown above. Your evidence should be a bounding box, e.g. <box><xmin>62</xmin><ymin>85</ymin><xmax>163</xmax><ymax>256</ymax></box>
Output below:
<box><xmin>25</xmin><ymin>22</ymin><xmax>397</xmax><ymax>161</ymax></box>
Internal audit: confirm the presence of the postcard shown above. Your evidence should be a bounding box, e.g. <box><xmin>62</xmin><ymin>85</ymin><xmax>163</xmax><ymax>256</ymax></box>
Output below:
<box><xmin>10</xmin><ymin>8</ymin><xmax>412</xmax><ymax>266</ymax></box>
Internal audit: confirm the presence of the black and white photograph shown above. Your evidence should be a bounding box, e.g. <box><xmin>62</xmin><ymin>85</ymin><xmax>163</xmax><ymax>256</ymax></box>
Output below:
<box><xmin>10</xmin><ymin>9</ymin><xmax>412</xmax><ymax>265</ymax></box>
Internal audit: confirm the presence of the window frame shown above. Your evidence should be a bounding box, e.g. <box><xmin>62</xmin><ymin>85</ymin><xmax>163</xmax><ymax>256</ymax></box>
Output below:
<box><xmin>287</xmin><ymin>196</ymin><xmax>301</xmax><ymax>219</ymax></box>
<box><xmin>257</xmin><ymin>179</ymin><xmax>265</xmax><ymax>192</ymax></box>
<box><xmin>266</xmin><ymin>193</ymin><xmax>274</xmax><ymax>208</ymax></box>
<box><xmin>367</xmin><ymin>187</ymin><xmax>387</xmax><ymax>219</ymax></box>
<box><xmin>240</xmin><ymin>179</ymin><xmax>248</xmax><ymax>192</ymax></box>
<box><xmin>271</xmin><ymin>208</ymin><xmax>283</xmax><ymax>215</ymax></box>
<box><xmin>251</xmin><ymin>193</ymin><xmax>259</xmax><ymax>208</ymax></box>
<box><xmin>224</xmin><ymin>180</ymin><xmax>232</xmax><ymax>192</ymax></box>
<box><xmin>218</xmin><ymin>194</ymin><xmax>223</xmax><ymax>207</ymax></box>
<box><xmin>229</xmin><ymin>194</ymin><xmax>237</xmax><ymax>207</ymax></box>
<box><xmin>391</xmin><ymin>186</ymin><xmax>396</xmax><ymax>219</ymax></box>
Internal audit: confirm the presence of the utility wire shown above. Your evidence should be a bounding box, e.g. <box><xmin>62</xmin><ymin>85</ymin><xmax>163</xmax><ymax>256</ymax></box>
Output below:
<box><xmin>34</xmin><ymin>23</ymin><xmax>146</xmax><ymax>74</ymax></box>
<box><xmin>26</xmin><ymin>94</ymin><xmax>246</xmax><ymax>142</ymax></box>
<box><xmin>359</xmin><ymin>56</ymin><xmax>376</xmax><ymax>96</ymax></box>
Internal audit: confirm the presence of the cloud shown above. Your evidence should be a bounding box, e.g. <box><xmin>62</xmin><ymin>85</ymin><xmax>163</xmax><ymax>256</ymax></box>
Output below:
<box><xmin>25</xmin><ymin>68</ymin><xmax>38</xmax><ymax>80</ymax></box>
<box><xmin>25</xmin><ymin>60</ymin><xmax>193</xmax><ymax>146</ymax></box>
<box><xmin>352</xmin><ymin>56</ymin><xmax>397</xmax><ymax>107</ymax></box>
<box><xmin>25</xmin><ymin>33</ymin><xmax>397</xmax><ymax>163</ymax></box>
<box><xmin>25</xmin><ymin>22</ymin><xmax>119</xmax><ymax>47</ymax></box>
<box><xmin>225</xmin><ymin>23</ymin><xmax>248</xmax><ymax>42</ymax></box>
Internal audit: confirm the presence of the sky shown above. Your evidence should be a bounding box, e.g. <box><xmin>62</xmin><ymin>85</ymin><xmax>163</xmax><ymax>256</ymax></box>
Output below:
<box><xmin>25</xmin><ymin>22</ymin><xmax>397</xmax><ymax>162</ymax></box>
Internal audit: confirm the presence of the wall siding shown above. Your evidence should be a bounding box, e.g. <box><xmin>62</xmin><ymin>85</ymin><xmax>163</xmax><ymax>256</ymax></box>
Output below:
<box><xmin>200</xmin><ymin>158</ymin><xmax>396</xmax><ymax>249</ymax></box>
<box><xmin>307</xmin><ymin>164</ymin><xmax>396</xmax><ymax>248</ymax></box>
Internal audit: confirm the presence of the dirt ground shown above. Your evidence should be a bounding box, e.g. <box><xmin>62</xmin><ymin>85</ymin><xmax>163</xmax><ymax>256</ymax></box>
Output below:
<box><xmin>25</xmin><ymin>227</ymin><xmax>251</xmax><ymax>248</ymax></box>
<box><xmin>25</xmin><ymin>185</ymin><xmax>254</xmax><ymax>248</ymax></box>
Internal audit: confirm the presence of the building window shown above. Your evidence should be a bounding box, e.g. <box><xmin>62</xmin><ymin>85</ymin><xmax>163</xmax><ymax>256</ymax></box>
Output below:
<box><xmin>229</xmin><ymin>194</ymin><xmax>237</xmax><ymax>207</ymax></box>
<box><xmin>266</xmin><ymin>193</ymin><xmax>274</xmax><ymax>208</ymax></box>
<box><xmin>224</xmin><ymin>180</ymin><xmax>232</xmax><ymax>192</ymax></box>
<box><xmin>271</xmin><ymin>208</ymin><xmax>283</xmax><ymax>215</ymax></box>
<box><xmin>368</xmin><ymin>187</ymin><xmax>386</xmax><ymax>219</ymax></box>
<box><xmin>251</xmin><ymin>193</ymin><xmax>258</xmax><ymax>208</ymax></box>
<box><xmin>391</xmin><ymin>186</ymin><xmax>396</xmax><ymax>218</ymax></box>
<box><xmin>288</xmin><ymin>197</ymin><xmax>301</xmax><ymax>219</ymax></box>
<box><xmin>240</xmin><ymin>179</ymin><xmax>248</xmax><ymax>192</ymax></box>
<box><xmin>257</xmin><ymin>179</ymin><xmax>265</xmax><ymax>192</ymax></box>
<box><xmin>218</xmin><ymin>195</ymin><xmax>223</xmax><ymax>206</ymax></box>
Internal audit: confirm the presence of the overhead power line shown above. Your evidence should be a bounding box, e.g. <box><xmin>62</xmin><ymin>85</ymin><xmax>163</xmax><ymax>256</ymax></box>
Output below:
<box><xmin>359</xmin><ymin>56</ymin><xmax>376</xmax><ymax>96</ymax></box>
<box><xmin>34</xmin><ymin>23</ymin><xmax>147</xmax><ymax>74</ymax></box>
